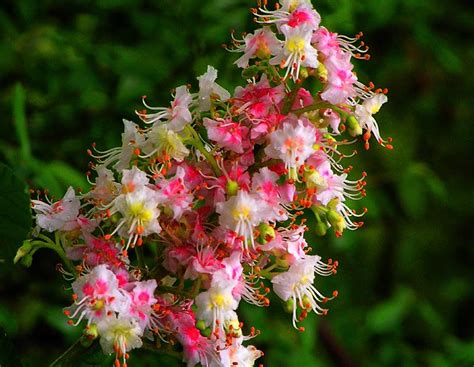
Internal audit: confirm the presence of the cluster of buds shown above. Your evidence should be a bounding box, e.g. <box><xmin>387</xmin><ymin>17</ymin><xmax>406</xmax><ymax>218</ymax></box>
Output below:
<box><xmin>17</xmin><ymin>1</ymin><xmax>390</xmax><ymax>366</ymax></box>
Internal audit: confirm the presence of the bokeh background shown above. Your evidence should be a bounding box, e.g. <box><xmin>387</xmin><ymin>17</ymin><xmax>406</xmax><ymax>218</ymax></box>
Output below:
<box><xmin>1</xmin><ymin>0</ymin><xmax>473</xmax><ymax>366</ymax></box>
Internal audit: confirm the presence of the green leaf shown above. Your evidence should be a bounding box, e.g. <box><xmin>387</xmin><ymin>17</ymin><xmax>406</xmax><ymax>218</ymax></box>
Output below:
<box><xmin>50</xmin><ymin>339</ymin><xmax>113</xmax><ymax>367</ymax></box>
<box><xmin>366</xmin><ymin>287</ymin><xmax>415</xmax><ymax>334</ymax></box>
<box><xmin>0</xmin><ymin>163</ymin><xmax>32</xmax><ymax>264</ymax></box>
<box><xmin>46</xmin><ymin>161</ymin><xmax>89</xmax><ymax>192</ymax></box>
<box><xmin>0</xmin><ymin>327</ymin><xmax>24</xmax><ymax>367</ymax></box>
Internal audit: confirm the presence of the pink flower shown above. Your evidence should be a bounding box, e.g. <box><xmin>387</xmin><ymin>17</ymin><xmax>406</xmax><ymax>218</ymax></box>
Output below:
<box><xmin>264</xmin><ymin>119</ymin><xmax>317</xmax><ymax>175</ymax></box>
<box><xmin>234</xmin><ymin>27</ymin><xmax>281</xmax><ymax>68</ymax></box>
<box><xmin>291</xmin><ymin>87</ymin><xmax>314</xmax><ymax>110</ymax></box>
<box><xmin>312</xmin><ymin>26</ymin><xmax>341</xmax><ymax>57</ymax></box>
<box><xmin>260</xmin><ymin>226</ymin><xmax>307</xmax><ymax>265</ymax></box>
<box><xmin>156</xmin><ymin>166</ymin><xmax>193</xmax><ymax>220</ymax></box>
<box><xmin>128</xmin><ymin>279</ymin><xmax>157</xmax><ymax>328</ymax></box>
<box><xmin>184</xmin><ymin>246</ymin><xmax>224</xmax><ymax>280</ymax></box>
<box><xmin>234</xmin><ymin>75</ymin><xmax>285</xmax><ymax>119</ymax></box>
<box><xmin>320</xmin><ymin>53</ymin><xmax>357</xmax><ymax>104</ymax></box>
<box><xmin>286</xmin><ymin>5</ymin><xmax>321</xmax><ymax>29</ymax></box>
<box><xmin>168</xmin><ymin>311</ymin><xmax>218</xmax><ymax>367</ymax></box>
<box><xmin>251</xmin><ymin>167</ymin><xmax>289</xmax><ymax>221</ymax></box>
<box><xmin>203</xmin><ymin>117</ymin><xmax>249</xmax><ymax>154</ymax></box>
<box><xmin>163</xmin><ymin>244</ymin><xmax>195</xmax><ymax>274</ymax></box>
<box><xmin>68</xmin><ymin>265</ymin><xmax>129</xmax><ymax>324</ymax></box>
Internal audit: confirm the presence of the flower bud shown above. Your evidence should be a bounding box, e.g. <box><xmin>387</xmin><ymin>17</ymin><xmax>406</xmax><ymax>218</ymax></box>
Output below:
<box><xmin>81</xmin><ymin>324</ymin><xmax>99</xmax><ymax>347</ymax></box>
<box><xmin>255</xmin><ymin>45</ymin><xmax>271</xmax><ymax>60</ymax></box>
<box><xmin>284</xmin><ymin>298</ymin><xmax>295</xmax><ymax>313</ymax></box>
<box><xmin>20</xmin><ymin>253</ymin><xmax>33</xmax><ymax>268</ymax></box>
<box><xmin>275</xmin><ymin>256</ymin><xmax>290</xmax><ymax>268</ymax></box>
<box><xmin>305</xmin><ymin>169</ymin><xmax>326</xmax><ymax>191</ymax></box>
<box><xmin>347</xmin><ymin>115</ymin><xmax>362</xmax><ymax>137</ymax></box>
<box><xmin>299</xmin><ymin>67</ymin><xmax>309</xmax><ymax>80</ymax></box>
<box><xmin>302</xmin><ymin>295</ymin><xmax>312</xmax><ymax>309</ymax></box>
<box><xmin>196</xmin><ymin>320</ymin><xmax>207</xmax><ymax>331</ymax></box>
<box><xmin>327</xmin><ymin>209</ymin><xmax>346</xmax><ymax>234</ymax></box>
<box><xmin>316</xmin><ymin>63</ymin><xmax>328</xmax><ymax>82</ymax></box>
<box><xmin>242</xmin><ymin>65</ymin><xmax>260</xmax><ymax>79</ymax></box>
<box><xmin>257</xmin><ymin>223</ymin><xmax>275</xmax><ymax>244</ymax></box>
<box><xmin>200</xmin><ymin>327</ymin><xmax>212</xmax><ymax>337</ymax></box>
<box><xmin>226</xmin><ymin>180</ymin><xmax>239</xmax><ymax>196</ymax></box>
<box><xmin>226</xmin><ymin>319</ymin><xmax>242</xmax><ymax>337</ymax></box>
<box><xmin>314</xmin><ymin>221</ymin><xmax>328</xmax><ymax>236</ymax></box>
<box><xmin>288</xmin><ymin>167</ymin><xmax>298</xmax><ymax>181</ymax></box>
<box><xmin>14</xmin><ymin>240</ymin><xmax>32</xmax><ymax>264</ymax></box>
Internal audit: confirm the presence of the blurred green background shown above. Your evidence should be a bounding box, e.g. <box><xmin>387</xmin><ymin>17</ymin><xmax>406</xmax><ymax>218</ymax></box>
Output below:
<box><xmin>0</xmin><ymin>0</ymin><xmax>473</xmax><ymax>366</ymax></box>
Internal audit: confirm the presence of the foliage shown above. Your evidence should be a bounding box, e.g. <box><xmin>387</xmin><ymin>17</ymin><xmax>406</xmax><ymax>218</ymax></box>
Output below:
<box><xmin>0</xmin><ymin>0</ymin><xmax>472</xmax><ymax>366</ymax></box>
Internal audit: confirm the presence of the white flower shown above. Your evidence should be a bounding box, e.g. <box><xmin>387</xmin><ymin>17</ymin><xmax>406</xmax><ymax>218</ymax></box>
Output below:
<box><xmin>114</xmin><ymin>186</ymin><xmax>161</xmax><ymax>244</ymax></box>
<box><xmin>33</xmin><ymin>187</ymin><xmax>80</xmax><ymax>232</ymax></box>
<box><xmin>264</xmin><ymin>119</ymin><xmax>316</xmax><ymax>176</ymax></box>
<box><xmin>270</xmin><ymin>24</ymin><xmax>318</xmax><ymax>80</ymax></box>
<box><xmin>97</xmin><ymin>314</ymin><xmax>143</xmax><ymax>363</ymax></box>
<box><xmin>280</xmin><ymin>0</ymin><xmax>314</xmax><ymax>12</ymax></box>
<box><xmin>272</xmin><ymin>255</ymin><xmax>332</xmax><ymax>327</ymax></box>
<box><xmin>88</xmin><ymin>165</ymin><xmax>120</xmax><ymax>204</ymax></box>
<box><xmin>144</xmin><ymin>125</ymin><xmax>190</xmax><ymax>162</ymax></box>
<box><xmin>197</xmin><ymin>66</ymin><xmax>231</xmax><ymax>112</ymax></box>
<box><xmin>216</xmin><ymin>191</ymin><xmax>270</xmax><ymax>249</ymax></box>
<box><xmin>354</xmin><ymin>93</ymin><xmax>388</xmax><ymax>142</ymax></box>
<box><xmin>137</xmin><ymin>85</ymin><xmax>193</xmax><ymax>132</ymax></box>
<box><xmin>121</xmin><ymin>166</ymin><xmax>149</xmax><ymax>193</ymax></box>
<box><xmin>218</xmin><ymin>338</ymin><xmax>263</xmax><ymax>367</ymax></box>
<box><xmin>114</xmin><ymin>119</ymin><xmax>146</xmax><ymax>171</ymax></box>
<box><xmin>68</xmin><ymin>265</ymin><xmax>130</xmax><ymax>324</ymax></box>
<box><xmin>195</xmin><ymin>274</ymin><xmax>239</xmax><ymax>334</ymax></box>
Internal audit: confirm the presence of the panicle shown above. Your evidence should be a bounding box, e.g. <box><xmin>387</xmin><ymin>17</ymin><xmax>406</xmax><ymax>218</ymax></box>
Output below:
<box><xmin>23</xmin><ymin>1</ymin><xmax>390</xmax><ymax>366</ymax></box>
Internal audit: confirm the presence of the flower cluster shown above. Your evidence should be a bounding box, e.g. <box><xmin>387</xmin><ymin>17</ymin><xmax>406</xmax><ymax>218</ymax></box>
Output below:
<box><xmin>17</xmin><ymin>1</ymin><xmax>390</xmax><ymax>366</ymax></box>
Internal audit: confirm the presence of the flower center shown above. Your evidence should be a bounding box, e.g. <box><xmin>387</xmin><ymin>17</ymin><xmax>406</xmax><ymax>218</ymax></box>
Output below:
<box><xmin>286</xmin><ymin>37</ymin><xmax>306</xmax><ymax>53</ymax></box>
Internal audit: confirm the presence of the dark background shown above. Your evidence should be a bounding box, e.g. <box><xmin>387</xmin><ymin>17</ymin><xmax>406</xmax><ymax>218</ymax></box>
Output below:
<box><xmin>0</xmin><ymin>0</ymin><xmax>473</xmax><ymax>366</ymax></box>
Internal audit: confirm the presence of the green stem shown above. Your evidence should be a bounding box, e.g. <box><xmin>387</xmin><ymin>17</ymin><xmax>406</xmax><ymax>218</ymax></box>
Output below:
<box><xmin>158</xmin><ymin>285</ymin><xmax>191</xmax><ymax>298</ymax></box>
<box><xmin>191</xmin><ymin>277</ymin><xmax>202</xmax><ymax>298</ymax></box>
<box><xmin>135</xmin><ymin>246</ymin><xmax>146</xmax><ymax>270</ymax></box>
<box><xmin>281</xmin><ymin>85</ymin><xmax>300</xmax><ymax>115</ymax></box>
<box><xmin>142</xmin><ymin>341</ymin><xmax>182</xmax><ymax>360</ymax></box>
<box><xmin>185</xmin><ymin>125</ymin><xmax>221</xmax><ymax>176</ymax></box>
<box><xmin>291</xmin><ymin>102</ymin><xmax>351</xmax><ymax>117</ymax></box>
<box><xmin>34</xmin><ymin>234</ymin><xmax>77</xmax><ymax>276</ymax></box>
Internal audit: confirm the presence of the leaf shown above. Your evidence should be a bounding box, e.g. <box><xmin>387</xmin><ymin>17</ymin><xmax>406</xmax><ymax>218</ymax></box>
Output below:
<box><xmin>0</xmin><ymin>327</ymin><xmax>24</xmax><ymax>367</ymax></box>
<box><xmin>0</xmin><ymin>163</ymin><xmax>32</xmax><ymax>264</ymax></box>
<box><xmin>28</xmin><ymin>158</ymin><xmax>89</xmax><ymax>197</ymax></box>
<box><xmin>398</xmin><ymin>162</ymin><xmax>446</xmax><ymax>218</ymax></box>
<box><xmin>50</xmin><ymin>339</ymin><xmax>113</xmax><ymax>367</ymax></box>
<box><xmin>366</xmin><ymin>287</ymin><xmax>415</xmax><ymax>334</ymax></box>
<box><xmin>46</xmin><ymin>161</ymin><xmax>89</xmax><ymax>192</ymax></box>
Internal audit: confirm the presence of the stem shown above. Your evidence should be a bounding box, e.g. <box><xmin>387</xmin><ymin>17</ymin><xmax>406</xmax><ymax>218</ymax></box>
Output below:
<box><xmin>34</xmin><ymin>234</ymin><xmax>77</xmax><ymax>276</ymax></box>
<box><xmin>185</xmin><ymin>125</ymin><xmax>221</xmax><ymax>176</ymax></box>
<box><xmin>281</xmin><ymin>85</ymin><xmax>300</xmax><ymax>115</ymax></box>
<box><xmin>191</xmin><ymin>277</ymin><xmax>202</xmax><ymax>298</ymax></box>
<box><xmin>157</xmin><ymin>285</ymin><xmax>191</xmax><ymax>298</ymax></box>
<box><xmin>55</xmin><ymin>232</ymin><xmax>77</xmax><ymax>276</ymax></box>
<box><xmin>142</xmin><ymin>341</ymin><xmax>182</xmax><ymax>360</ymax></box>
<box><xmin>135</xmin><ymin>246</ymin><xmax>146</xmax><ymax>270</ymax></box>
<box><xmin>291</xmin><ymin>102</ymin><xmax>351</xmax><ymax>117</ymax></box>
<box><xmin>50</xmin><ymin>339</ymin><xmax>83</xmax><ymax>366</ymax></box>
<box><xmin>49</xmin><ymin>339</ymin><xmax>107</xmax><ymax>366</ymax></box>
